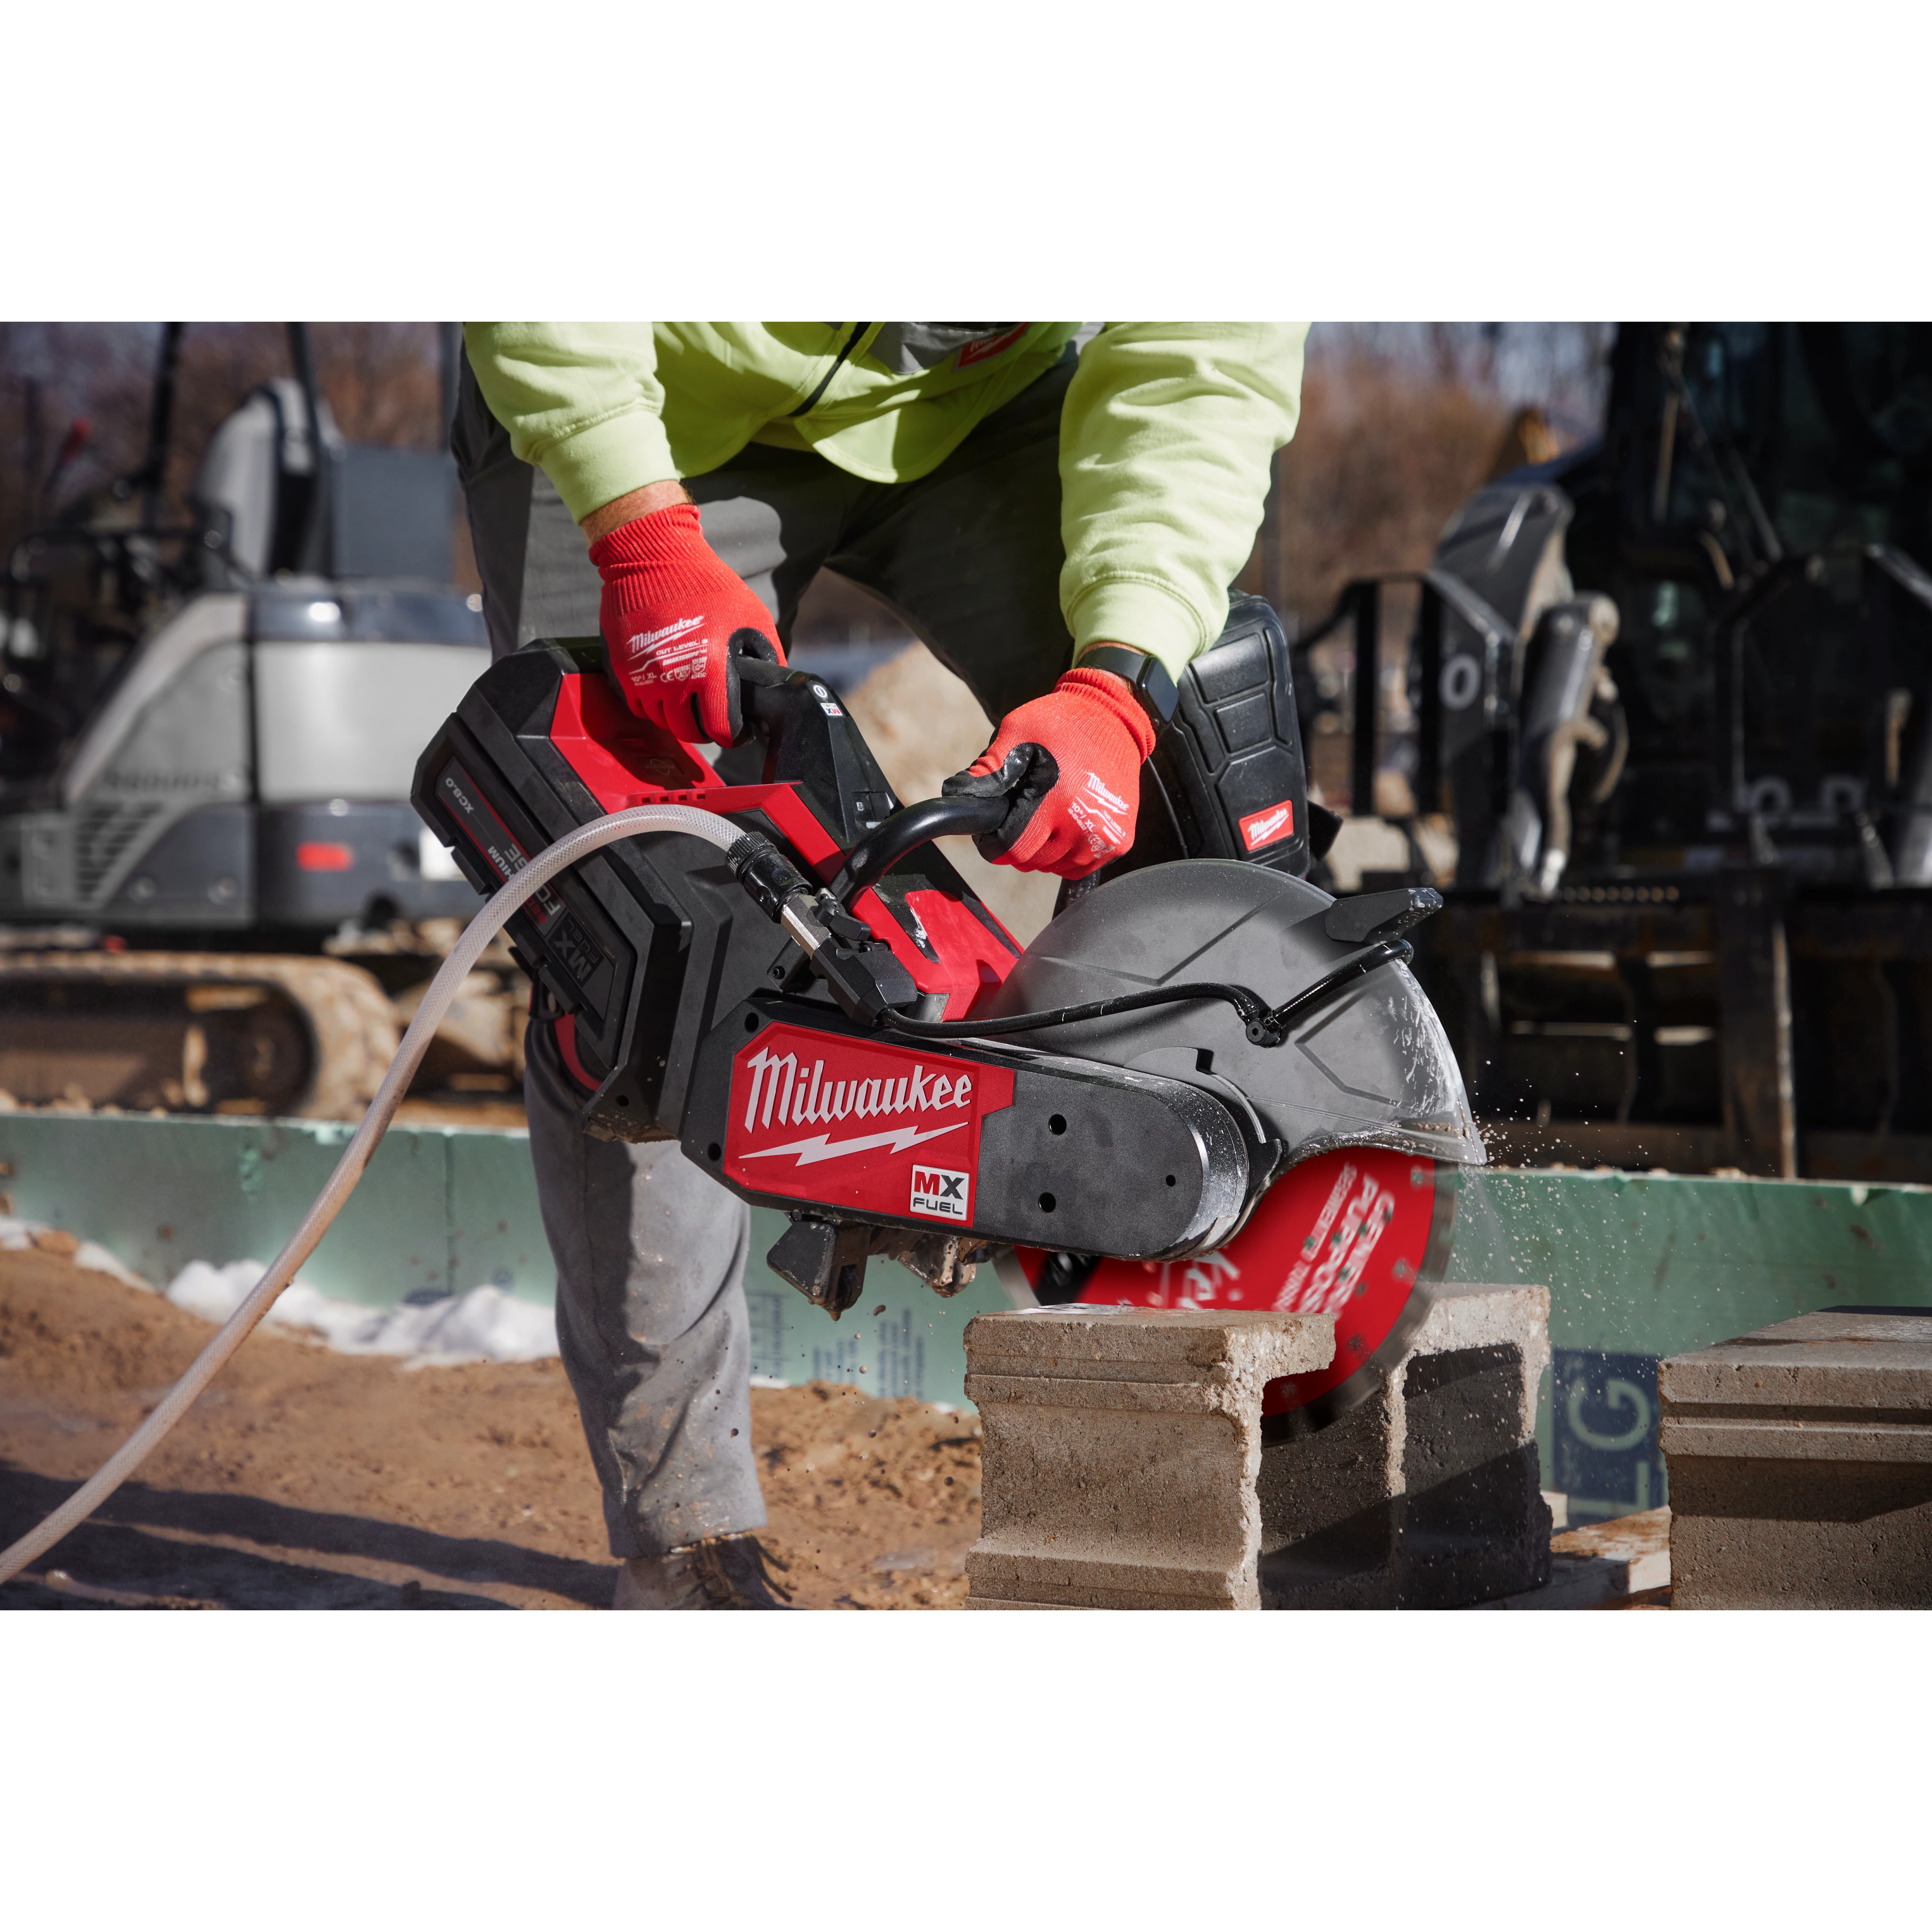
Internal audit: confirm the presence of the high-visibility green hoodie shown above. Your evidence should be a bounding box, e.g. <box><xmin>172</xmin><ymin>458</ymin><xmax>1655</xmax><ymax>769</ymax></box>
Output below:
<box><xmin>463</xmin><ymin>322</ymin><xmax>1306</xmax><ymax>680</ymax></box>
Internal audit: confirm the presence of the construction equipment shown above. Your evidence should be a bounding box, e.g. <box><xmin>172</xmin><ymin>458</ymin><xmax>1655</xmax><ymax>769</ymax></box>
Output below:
<box><xmin>1304</xmin><ymin>322</ymin><xmax>1932</xmax><ymax>1182</ymax></box>
<box><xmin>0</xmin><ymin>325</ymin><xmax>489</xmax><ymax>1118</ymax></box>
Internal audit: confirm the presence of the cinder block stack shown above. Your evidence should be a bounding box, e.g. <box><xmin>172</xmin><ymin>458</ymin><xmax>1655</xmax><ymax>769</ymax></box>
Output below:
<box><xmin>964</xmin><ymin>1285</ymin><xmax>1554</xmax><ymax>1610</ymax></box>
<box><xmin>1661</xmin><ymin>1307</ymin><xmax>1932</xmax><ymax>1608</ymax></box>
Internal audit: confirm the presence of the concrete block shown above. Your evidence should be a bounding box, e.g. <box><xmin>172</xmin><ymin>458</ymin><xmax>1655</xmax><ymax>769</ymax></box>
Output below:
<box><xmin>1258</xmin><ymin>1283</ymin><xmax>1554</xmax><ymax>1609</ymax></box>
<box><xmin>963</xmin><ymin>1306</ymin><xmax>1334</xmax><ymax>1609</ymax></box>
<box><xmin>1660</xmin><ymin>1307</ymin><xmax>1932</xmax><ymax>1608</ymax></box>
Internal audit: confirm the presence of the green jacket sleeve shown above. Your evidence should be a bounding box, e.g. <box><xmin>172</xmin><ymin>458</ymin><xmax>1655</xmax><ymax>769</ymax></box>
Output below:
<box><xmin>1058</xmin><ymin>323</ymin><xmax>1307</xmax><ymax>680</ymax></box>
<box><xmin>462</xmin><ymin>323</ymin><xmax>675</xmax><ymax>523</ymax></box>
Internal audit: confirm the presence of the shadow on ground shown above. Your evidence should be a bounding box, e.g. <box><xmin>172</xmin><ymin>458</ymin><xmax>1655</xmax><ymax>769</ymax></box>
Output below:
<box><xmin>0</xmin><ymin>1464</ymin><xmax>613</xmax><ymax>1609</ymax></box>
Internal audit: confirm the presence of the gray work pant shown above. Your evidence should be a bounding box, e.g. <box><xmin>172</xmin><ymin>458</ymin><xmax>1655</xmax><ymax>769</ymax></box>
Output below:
<box><xmin>452</xmin><ymin>350</ymin><xmax>1076</xmax><ymax>1556</ymax></box>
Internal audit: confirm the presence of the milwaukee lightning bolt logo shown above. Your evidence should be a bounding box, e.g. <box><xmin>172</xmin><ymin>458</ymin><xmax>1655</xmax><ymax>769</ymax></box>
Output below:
<box><xmin>744</xmin><ymin>1121</ymin><xmax>966</xmax><ymax>1166</ymax></box>
<box><xmin>722</xmin><ymin>1026</ymin><xmax>1013</xmax><ymax>1221</ymax></box>
<box><xmin>737</xmin><ymin>1040</ymin><xmax>975</xmax><ymax>1171</ymax></box>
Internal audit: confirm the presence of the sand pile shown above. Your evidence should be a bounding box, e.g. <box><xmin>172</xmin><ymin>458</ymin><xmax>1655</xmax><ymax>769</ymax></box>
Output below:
<box><xmin>0</xmin><ymin>1243</ymin><xmax>981</xmax><ymax>1610</ymax></box>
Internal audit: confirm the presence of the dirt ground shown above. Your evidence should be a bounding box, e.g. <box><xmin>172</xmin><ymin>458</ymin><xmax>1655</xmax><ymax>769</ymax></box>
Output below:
<box><xmin>0</xmin><ymin>1247</ymin><xmax>982</xmax><ymax>1611</ymax></box>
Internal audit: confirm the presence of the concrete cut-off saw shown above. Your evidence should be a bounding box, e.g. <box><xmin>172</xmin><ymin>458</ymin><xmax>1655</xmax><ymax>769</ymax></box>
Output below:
<box><xmin>415</xmin><ymin>593</ymin><xmax>1482</xmax><ymax>1424</ymax></box>
<box><xmin>0</xmin><ymin>596</ymin><xmax>1484</xmax><ymax>1582</ymax></box>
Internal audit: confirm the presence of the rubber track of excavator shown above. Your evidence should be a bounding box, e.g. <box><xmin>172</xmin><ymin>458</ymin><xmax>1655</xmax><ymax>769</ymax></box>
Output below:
<box><xmin>0</xmin><ymin>952</ymin><xmax>400</xmax><ymax>1120</ymax></box>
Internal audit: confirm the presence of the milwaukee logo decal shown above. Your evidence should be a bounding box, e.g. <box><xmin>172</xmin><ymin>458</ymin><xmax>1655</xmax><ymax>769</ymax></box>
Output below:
<box><xmin>723</xmin><ymin>1026</ymin><xmax>1012</xmax><ymax>1209</ymax></box>
<box><xmin>631</xmin><ymin>614</ymin><xmax>703</xmax><ymax>651</ymax></box>
<box><xmin>1066</xmin><ymin>768</ymin><xmax>1132</xmax><ymax>860</ymax></box>
<box><xmin>1239</xmin><ymin>798</ymin><xmax>1295</xmax><ymax>852</ymax></box>
<box><xmin>910</xmin><ymin>1165</ymin><xmax>970</xmax><ymax>1221</ymax></box>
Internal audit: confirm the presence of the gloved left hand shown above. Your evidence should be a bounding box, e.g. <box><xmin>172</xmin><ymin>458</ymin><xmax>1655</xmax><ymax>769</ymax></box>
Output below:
<box><xmin>941</xmin><ymin>666</ymin><xmax>1156</xmax><ymax>879</ymax></box>
<box><xmin>591</xmin><ymin>501</ymin><xmax>784</xmax><ymax>745</ymax></box>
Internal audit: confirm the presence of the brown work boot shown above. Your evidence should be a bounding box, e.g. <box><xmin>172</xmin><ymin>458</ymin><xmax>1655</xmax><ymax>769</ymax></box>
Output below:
<box><xmin>611</xmin><ymin>1534</ymin><xmax>796</xmax><ymax>1609</ymax></box>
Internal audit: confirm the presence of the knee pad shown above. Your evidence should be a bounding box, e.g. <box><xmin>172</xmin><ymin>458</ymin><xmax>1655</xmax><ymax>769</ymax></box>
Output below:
<box><xmin>1080</xmin><ymin>592</ymin><xmax>1336</xmax><ymax>897</ymax></box>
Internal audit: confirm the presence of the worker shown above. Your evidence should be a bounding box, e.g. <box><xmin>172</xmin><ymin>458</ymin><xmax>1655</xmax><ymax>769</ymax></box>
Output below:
<box><xmin>452</xmin><ymin>324</ymin><xmax>1307</xmax><ymax>1606</ymax></box>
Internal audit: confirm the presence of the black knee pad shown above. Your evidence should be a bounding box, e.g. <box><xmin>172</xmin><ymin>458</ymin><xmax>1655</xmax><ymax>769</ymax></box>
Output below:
<box><xmin>1087</xmin><ymin>593</ymin><xmax>1335</xmax><ymax>897</ymax></box>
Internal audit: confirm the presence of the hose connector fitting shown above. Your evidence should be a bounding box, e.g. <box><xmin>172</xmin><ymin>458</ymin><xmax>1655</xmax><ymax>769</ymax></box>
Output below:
<box><xmin>727</xmin><ymin>833</ymin><xmax>814</xmax><ymax>923</ymax></box>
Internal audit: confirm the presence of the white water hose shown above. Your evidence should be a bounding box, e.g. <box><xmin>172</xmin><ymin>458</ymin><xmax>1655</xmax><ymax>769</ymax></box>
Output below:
<box><xmin>0</xmin><ymin>803</ymin><xmax>746</xmax><ymax>1588</ymax></box>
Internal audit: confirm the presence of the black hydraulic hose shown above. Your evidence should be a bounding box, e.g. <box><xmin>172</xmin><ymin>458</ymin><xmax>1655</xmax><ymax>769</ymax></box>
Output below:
<box><xmin>286</xmin><ymin>321</ymin><xmax>328</xmax><ymax>573</ymax></box>
<box><xmin>136</xmin><ymin>322</ymin><xmax>185</xmax><ymax>526</ymax></box>
<box><xmin>879</xmin><ymin>937</ymin><xmax>1415</xmax><ymax>1051</ymax></box>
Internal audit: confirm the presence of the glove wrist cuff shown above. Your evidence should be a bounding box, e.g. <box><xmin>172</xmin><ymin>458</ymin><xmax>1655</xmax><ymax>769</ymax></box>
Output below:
<box><xmin>1056</xmin><ymin>667</ymin><xmax>1159</xmax><ymax>762</ymax></box>
<box><xmin>589</xmin><ymin>500</ymin><xmax>706</xmax><ymax>571</ymax></box>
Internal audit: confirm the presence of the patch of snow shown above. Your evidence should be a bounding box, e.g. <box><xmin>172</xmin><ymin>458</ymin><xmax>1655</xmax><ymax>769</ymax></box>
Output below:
<box><xmin>162</xmin><ymin>1257</ymin><xmax>258</xmax><ymax>1324</ymax></box>
<box><xmin>3</xmin><ymin>1211</ymin><xmax>559</xmax><ymax>1366</ymax></box>
<box><xmin>160</xmin><ymin>1258</ymin><xmax>557</xmax><ymax>1366</ymax></box>
<box><xmin>74</xmin><ymin>1240</ymin><xmax>149</xmax><ymax>1289</ymax></box>
<box><xmin>0</xmin><ymin>1214</ymin><xmax>153</xmax><ymax>1290</ymax></box>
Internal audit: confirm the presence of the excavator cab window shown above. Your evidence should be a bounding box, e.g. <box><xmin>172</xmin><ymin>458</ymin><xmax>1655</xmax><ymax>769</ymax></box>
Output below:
<box><xmin>0</xmin><ymin>542</ymin><xmax>151</xmax><ymax>792</ymax></box>
<box><xmin>1553</xmin><ymin>323</ymin><xmax>1932</xmax><ymax>866</ymax></box>
<box><xmin>1616</xmin><ymin>323</ymin><xmax>1932</xmax><ymax>566</ymax></box>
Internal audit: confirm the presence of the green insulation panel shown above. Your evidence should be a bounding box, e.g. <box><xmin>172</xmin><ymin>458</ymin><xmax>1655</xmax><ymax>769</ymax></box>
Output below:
<box><xmin>0</xmin><ymin>1111</ymin><xmax>1005</xmax><ymax>1411</ymax></box>
<box><xmin>3</xmin><ymin>1115</ymin><xmax>1928</xmax><ymax>1482</ymax></box>
<box><xmin>1445</xmin><ymin>1167</ymin><xmax>1932</xmax><ymax>1520</ymax></box>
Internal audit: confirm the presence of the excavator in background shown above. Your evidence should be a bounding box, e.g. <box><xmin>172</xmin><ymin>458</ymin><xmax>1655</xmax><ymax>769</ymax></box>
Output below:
<box><xmin>1301</xmin><ymin>323</ymin><xmax>1932</xmax><ymax>1180</ymax></box>
<box><xmin>0</xmin><ymin>325</ymin><xmax>493</xmax><ymax>1119</ymax></box>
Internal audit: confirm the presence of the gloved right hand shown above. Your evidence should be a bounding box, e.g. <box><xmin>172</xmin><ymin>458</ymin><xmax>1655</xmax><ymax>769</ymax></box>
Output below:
<box><xmin>940</xmin><ymin>666</ymin><xmax>1155</xmax><ymax>879</ymax></box>
<box><xmin>590</xmin><ymin>501</ymin><xmax>783</xmax><ymax>744</ymax></box>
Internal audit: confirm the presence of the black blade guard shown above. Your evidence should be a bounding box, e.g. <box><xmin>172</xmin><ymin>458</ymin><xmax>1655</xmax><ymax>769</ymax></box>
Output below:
<box><xmin>995</xmin><ymin>856</ymin><xmax>1480</xmax><ymax>1421</ymax></box>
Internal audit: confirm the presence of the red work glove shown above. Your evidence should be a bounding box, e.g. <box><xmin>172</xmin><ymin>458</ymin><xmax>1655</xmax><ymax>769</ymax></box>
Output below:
<box><xmin>590</xmin><ymin>501</ymin><xmax>783</xmax><ymax>744</ymax></box>
<box><xmin>940</xmin><ymin>667</ymin><xmax>1156</xmax><ymax>879</ymax></box>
